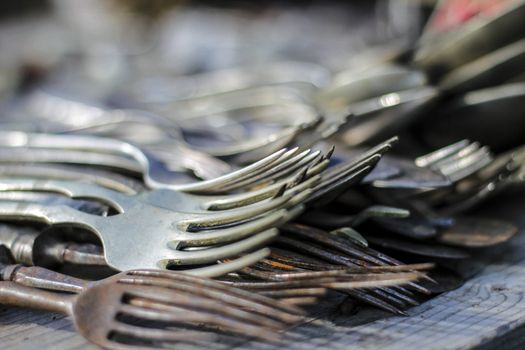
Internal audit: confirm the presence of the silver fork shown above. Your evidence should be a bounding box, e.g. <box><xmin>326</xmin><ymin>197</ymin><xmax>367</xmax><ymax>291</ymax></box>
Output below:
<box><xmin>0</xmin><ymin>149</ymin><xmax>326</xmax><ymax>213</ymax></box>
<box><xmin>415</xmin><ymin>139</ymin><xmax>493</xmax><ymax>182</ymax></box>
<box><xmin>0</xmin><ymin>130</ymin><xmax>321</xmax><ymax>194</ymax></box>
<box><xmin>370</xmin><ymin>139</ymin><xmax>493</xmax><ymax>190</ymax></box>
<box><xmin>0</xmin><ymin>178</ymin><xmax>311</xmax><ymax>271</ymax></box>
<box><xmin>0</xmin><ymin>135</ymin><xmax>394</xmax><ymax>212</ymax></box>
<box><xmin>0</xmin><ymin>222</ymin><xmax>276</xmax><ymax>277</ymax></box>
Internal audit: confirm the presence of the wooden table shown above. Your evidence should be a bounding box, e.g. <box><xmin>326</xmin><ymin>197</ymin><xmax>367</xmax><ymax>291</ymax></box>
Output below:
<box><xmin>1</xmin><ymin>192</ymin><xmax>524</xmax><ymax>350</ymax></box>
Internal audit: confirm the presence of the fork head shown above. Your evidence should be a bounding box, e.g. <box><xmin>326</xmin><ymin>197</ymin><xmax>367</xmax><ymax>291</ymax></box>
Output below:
<box><xmin>74</xmin><ymin>269</ymin><xmax>303</xmax><ymax>348</ymax></box>
<box><xmin>0</xmin><ymin>176</ymin><xmax>314</xmax><ymax>271</ymax></box>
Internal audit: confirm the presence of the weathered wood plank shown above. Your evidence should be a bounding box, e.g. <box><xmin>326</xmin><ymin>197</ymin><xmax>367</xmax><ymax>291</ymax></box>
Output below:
<box><xmin>1</xmin><ymin>192</ymin><xmax>524</xmax><ymax>350</ymax></box>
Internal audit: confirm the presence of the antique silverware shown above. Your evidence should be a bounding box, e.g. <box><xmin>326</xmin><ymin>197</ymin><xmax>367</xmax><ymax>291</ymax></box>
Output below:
<box><xmin>0</xmin><ymin>247</ymin><xmax>304</xmax><ymax>347</ymax></box>
<box><xmin>0</xmin><ymin>131</ymin><xmax>319</xmax><ymax>194</ymax></box>
<box><xmin>0</xmin><ymin>178</ymin><xmax>310</xmax><ymax>271</ymax></box>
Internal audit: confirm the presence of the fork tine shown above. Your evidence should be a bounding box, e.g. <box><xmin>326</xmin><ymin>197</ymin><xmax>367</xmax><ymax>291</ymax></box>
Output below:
<box><xmin>439</xmin><ymin>147</ymin><xmax>492</xmax><ymax>181</ymax></box>
<box><xmin>282</xmin><ymin>224</ymin><xmax>387</xmax><ymax>265</ymax></box>
<box><xmin>364</xmin><ymin>289</ymin><xmax>412</xmax><ymax>309</ymax></box>
<box><xmin>228</xmin><ymin>273</ymin><xmax>418</xmax><ymax>290</ymax></box>
<box><xmin>184</xmin><ymin>248</ymin><xmax>271</xmax><ymax>278</ymax></box>
<box><xmin>204</xmin><ymin>168</ymin><xmax>323</xmax><ymax>211</ymax></box>
<box><xmin>179</xmin><ymin>197</ymin><xmax>292</xmax><ymax>231</ymax></box>
<box><xmin>306</xmin><ymin>165</ymin><xmax>375</xmax><ymax>206</ymax></box>
<box><xmin>259</xmin><ymin>288</ymin><xmax>327</xmax><ymax>298</ymax></box>
<box><xmin>298</xmin><ymin>150</ymin><xmax>384</xmax><ymax>206</ymax></box>
<box><xmin>178</xmin><ymin>188</ymin><xmax>311</xmax><ymax>232</ymax></box>
<box><xmin>279</xmin><ymin>297</ymin><xmax>319</xmax><ymax>305</ymax></box>
<box><xmin>278</xmin><ymin>230</ymin><xmax>434</xmax><ymax>294</ymax></box>
<box><xmin>208</xmin><ymin>147</ymin><xmax>302</xmax><ymax>190</ymax></box>
<box><xmin>118</xmin><ymin>276</ymin><xmax>302</xmax><ymax>323</ymax></box>
<box><xmin>345</xmin><ymin>289</ymin><xmax>408</xmax><ymax>316</ymax></box>
<box><xmin>429</xmin><ymin>141</ymin><xmax>481</xmax><ymax>171</ymax></box>
<box><xmin>217</xmin><ymin>149</ymin><xmax>321</xmax><ymax>191</ymax></box>
<box><xmin>376</xmin><ymin>287</ymin><xmax>420</xmax><ymax>306</ymax></box>
<box><xmin>183</xmin><ymin>147</ymin><xmax>298</xmax><ymax>193</ymax></box>
<box><xmin>178</xmin><ymin>148</ymin><xmax>289</xmax><ymax>193</ymax></box>
<box><xmin>174</xmin><ymin>210</ymin><xmax>287</xmax><ymax>247</ymax></box>
<box><xmin>125</xmin><ymin>270</ymin><xmax>304</xmax><ymax>315</ymax></box>
<box><xmin>119</xmin><ymin>303</ymin><xmax>281</xmax><ymax>342</ymax></box>
<box><xmin>324</xmin><ymin>272</ymin><xmax>419</xmax><ymax>289</ymax></box>
<box><xmin>164</xmin><ymin>229</ymin><xmax>279</xmax><ymax>266</ymax></box>
<box><xmin>415</xmin><ymin>139</ymin><xmax>471</xmax><ymax>167</ymax></box>
<box><xmin>124</xmin><ymin>287</ymin><xmax>286</xmax><ymax>330</ymax></box>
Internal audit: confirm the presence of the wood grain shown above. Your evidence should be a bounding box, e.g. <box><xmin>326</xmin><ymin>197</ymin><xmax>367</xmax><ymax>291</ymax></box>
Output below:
<box><xmin>1</xmin><ymin>193</ymin><xmax>524</xmax><ymax>350</ymax></box>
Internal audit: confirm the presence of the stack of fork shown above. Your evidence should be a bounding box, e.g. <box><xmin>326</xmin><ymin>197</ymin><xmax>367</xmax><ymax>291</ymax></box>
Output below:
<box><xmin>0</xmin><ymin>1</ymin><xmax>524</xmax><ymax>349</ymax></box>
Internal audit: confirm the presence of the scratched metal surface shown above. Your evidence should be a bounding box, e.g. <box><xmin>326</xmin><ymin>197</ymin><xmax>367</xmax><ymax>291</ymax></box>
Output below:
<box><xmin>1</xmin><ymin>191</ymin><xmax>524</xmax><ymax>350</ymax></box>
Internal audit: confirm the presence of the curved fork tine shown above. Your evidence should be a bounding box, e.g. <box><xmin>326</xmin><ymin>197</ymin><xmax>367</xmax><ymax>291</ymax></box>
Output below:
<box><xmin>180</xmin><ymin>148</ymin><xmax>294</xmax><ymax>193</ymax></box>
<box><xmin>429</xmin><ymin>142</ymin><xmax>481</xmax><ymax>171</ymax></box>
<box><xmin>178</xmin><ymin>188</ymin><xmax>312</xmax><ymax>231</ymax></box>
<box><xmin>322</xmin><ymin>137</ymin><xmax>397</xmax><ymax>180</ymax></box>
<box><xmin>376</xmin><ymin>287</ymin><xmax>419</xmax><ymax>306</ymax></box>
<box><xmin>345</xmin><ymin>289</ymin><xmax>407</xmax><ymax>316</ymax></box>
<box><xmin>217</xmin><ymin>150</ymin><xmax>321</xmax><ymax>191</ymax></box>
<box><xmin>276</xmin><ymin>157</ymin><xmax>375</xmax><ymax>202</ymax></box>
<box><xmin>439</xmin><ymin>147</ymin><xmax>492</xmax><ymax>182</ymax></box>
<box><xmin>126</xmin><ymin>270</ymin><xmax>304</xmax><ymax>316</ymax></box>
<box><xmin>118</xmin><ymin>276</ymin><xmax>301</xmax><ymax>323</ymax></box>
<box><xmin>415</xmin><ymin>139</ymin><xmax>471</xmax><ymax>167</ymax></box>
<box><xmin>306</xmin><ymin>163</ymin><xmax>376</xmax><ymax>206</ymax></box>
<box><xmin>119</xmin><ymin>303</ymin><xmax>281</xmax><ymax>342</ymax></box>
<box><xmin>318</xmin><ymin>152</ymin><xmax>382</xmax><ymax>190</ymax></box>
<box><xmin>125</xmin><ymin>287</ymin><xmax>286</xmax><ymax>330</ymax></box>
<box><xmin>165</xmin><ymin>229</ymin><xmax>279</xmax><ymax>266</ymax></box>
<box><xmin>175</xmin><ymin>209</ymin><xmax>289</xmax><ymax>246</ymax></box>
<box><xmin>205</xmin><ymin>164</ymin><xmax>325</xmax><ymax>211</ymax></box>
<box><xmin>184</xmin><ymin>248</ymin><xmax>271</xmax><ymax>278</ymax></box>
<box><xmin>178</xmin><ymin>205</ymin><xmax>303</xmax><ymax>247</ymax></box>
<box><xmin>324</xmin><ymin>273</ymin><xmax>418</xmax><ymax>289</ymax></box>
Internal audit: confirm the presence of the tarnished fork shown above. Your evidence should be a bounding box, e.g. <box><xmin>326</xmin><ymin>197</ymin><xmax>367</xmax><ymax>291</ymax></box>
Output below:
<box><xmin>0</xmin><ymin>136</ymin><xmax>393</xmax><ymax>212</ymax></box>
<box><xmin>223</xmin><ymin>258</ymin><xmax>427</xmax><ymax>313</ymax></box>
<box><xmin>0</xmin><ymin>131</ymin><xmax>322</xmax><ymax>194</ymax></box>
<box><xmin>415</xmin><ymin>139</ymin><xmax>493</xmax><ymax>182</ymax></box>
<box><xmin>0</xmin><ymin>223</ymin><xmax>273</xmax><ymax>277</ymax></box>
<box><xmin>0</xmin><ymin>247</ymin><xmax>304</xmax><ymax>348</ymax></box>
<box><xmin>0</xmin><ymin>178</ymin><xmax>310</xmax><ymax>271</ymax></box>
<box><xmin>0</xmin><ymin>159</ymin><xmax>324</xmax><ymax>213</ymax></box>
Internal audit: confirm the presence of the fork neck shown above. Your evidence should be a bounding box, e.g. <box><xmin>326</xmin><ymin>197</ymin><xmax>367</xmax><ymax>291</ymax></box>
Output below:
<box><xmin>0</xmin><ymin>281</ymin><xmax>74</xmax><ymax>315</ymax></box>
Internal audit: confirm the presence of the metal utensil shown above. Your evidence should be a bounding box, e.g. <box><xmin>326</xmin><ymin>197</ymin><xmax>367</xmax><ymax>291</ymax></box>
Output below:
<box><xmin>0</xmin><ymin>249</ymin><xmax>304</xmax><ymax>347</ymax></box>
<box><xmin>0</xmin><ymin>178</ymin><xmax>310</xmax><ymax>271</ymax></box>
<box><xmin>0</xmin><ymin>131</ymin><xmax>319</xmax><ymax>194</ymax></box>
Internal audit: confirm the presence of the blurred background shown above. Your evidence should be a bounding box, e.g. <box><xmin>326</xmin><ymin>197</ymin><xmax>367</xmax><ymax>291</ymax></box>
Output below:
<box><xmin>0</xmin><ymin>0</ymin><xmax>523</xmax><ymax>161</ymax></box>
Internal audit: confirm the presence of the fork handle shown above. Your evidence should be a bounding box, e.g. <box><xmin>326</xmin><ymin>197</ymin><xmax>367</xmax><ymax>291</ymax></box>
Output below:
<box><xmin>0</xmin><ymin>178</ymin><xmax>129</xmax><ymax>212</ymax></box>
<box><xmin>0</xmin><ymin>281</ymin><xmax>73</xmax><ymax>315</ymax></box>
<box><xmin>3</xmin><ymin>264</ymin><xmax>86</xmax><ymax>293</ymax></box>
<box><xmin>0</xmin><ymin>201</ymin><xmax>99</xmax><ymax>229</ymax></box>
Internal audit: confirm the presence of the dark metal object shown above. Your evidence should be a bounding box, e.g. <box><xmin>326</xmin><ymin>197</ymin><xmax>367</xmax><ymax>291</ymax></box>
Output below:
<box><xmin>436</xmin><ymin>217</ymin><xmax>518</xmax><ymax>248</ymax></box>
<box><xmin>0</xmin><ymin>247</ymin><xmax>305</xmax><ymax>347</ymax></box>
<box><xmin>366</xmin><ymin>236</ymin><xmax>470</xmax><ymax>260</ymax></box>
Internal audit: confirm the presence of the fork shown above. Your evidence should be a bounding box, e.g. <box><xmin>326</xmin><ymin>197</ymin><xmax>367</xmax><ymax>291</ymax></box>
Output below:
<box><xmin>0</xmin><ymin>130</ymin><xmax>322</xmax><ymax>194</ymax></box>
<box><xmin>12</xmin><ymin>88</ymin><xmax>321</xmax><ymax>165</ymax></box>
<box><xmin>0</xmin><ymin>177</ymin><xmax>311</xmax><ymax>271</ymax></box>
<box><xmin>0</xmin><ymin>135</ymin><xmax>393</xmax><ymax>212</ymax></box>
<box><xmin>0</xmin><ymin>255</ymin><xmax>304</xmax><ymax>347</ymax></box>
<box><xmin>0</xmin><ymin>222</ymin><xmax>274</xmax><ymax>277</ymax></box>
